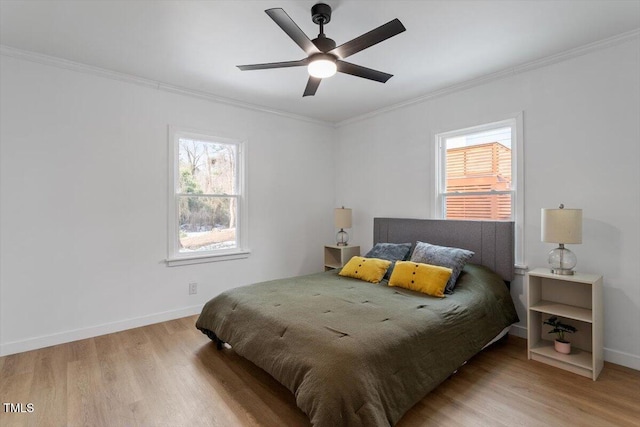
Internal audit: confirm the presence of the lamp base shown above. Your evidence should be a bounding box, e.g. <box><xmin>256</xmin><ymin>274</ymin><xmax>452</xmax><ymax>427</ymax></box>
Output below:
<box><xmin>550</xmin><ymin>268</ymin><xmax>575</xmax><ymax>276</ymax></box>
<box><xmin>336</xmin><ymin>229</ymin><xmax>349</xmax><ymax>246</ymax></box>
<box><xmin>548</xmin><ymin>244</ymin><xmax>577</xmax><ymax>275</ymax></box>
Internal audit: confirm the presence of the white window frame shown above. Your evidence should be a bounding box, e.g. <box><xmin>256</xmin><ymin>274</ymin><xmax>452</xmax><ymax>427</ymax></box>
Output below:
<box><xmin>434</xmin><ymin>113</ymin><xmax>524</xmax><ymax>268</ymax></box>
<box><xmin>166</xmin><ymin>126</ymin><xmax>249</xmax><ymax>266</ymax></box>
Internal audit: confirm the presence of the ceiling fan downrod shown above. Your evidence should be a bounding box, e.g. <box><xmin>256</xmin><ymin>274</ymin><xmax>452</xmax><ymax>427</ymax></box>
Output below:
<box><xmin>311</xmin><ymin>3</ymin><xmax>335</xmax><ymax>52</ymax></box>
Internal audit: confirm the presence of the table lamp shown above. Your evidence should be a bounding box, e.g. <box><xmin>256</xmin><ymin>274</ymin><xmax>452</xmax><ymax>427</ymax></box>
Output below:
<box><xmin>541</xmin><ymin>204</ymin><xmax>582</xmax><ymax>275</ymax></box>
<box><xmin>334</xmin><ymin>207</ymin><xmax>352</xmax><ymax>246</ymax></box>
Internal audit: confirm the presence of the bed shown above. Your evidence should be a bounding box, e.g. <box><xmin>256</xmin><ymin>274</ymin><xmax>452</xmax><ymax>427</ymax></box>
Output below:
<box><xmin>196</xmin><ymin>218</ymin><xmax>519</xmax><ymax>426</ymax></box>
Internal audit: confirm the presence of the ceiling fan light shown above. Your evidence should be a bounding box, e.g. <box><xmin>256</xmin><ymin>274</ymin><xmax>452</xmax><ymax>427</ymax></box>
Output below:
<box><xmin>308</xmin><ymin>58</ymin><xmax>337</xmax><ymax>78</ymax></box>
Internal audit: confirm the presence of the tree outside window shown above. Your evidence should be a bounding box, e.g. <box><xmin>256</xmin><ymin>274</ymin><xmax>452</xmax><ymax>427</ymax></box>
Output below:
<box><xmin>168</xmin><ymin>128</ymin><xmax>247</xmax><ymax>264</ymax></box>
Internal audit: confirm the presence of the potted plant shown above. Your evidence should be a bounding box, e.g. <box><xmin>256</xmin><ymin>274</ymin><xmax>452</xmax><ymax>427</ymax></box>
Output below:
<box><xmin>543</xmin><ymin>316</ymin><xmax>577</xmax><ymax>354</ymax></box>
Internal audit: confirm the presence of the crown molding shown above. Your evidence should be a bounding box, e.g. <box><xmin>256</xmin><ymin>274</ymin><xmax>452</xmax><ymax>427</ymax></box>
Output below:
<box><xmin>335</xmin><ymin>28</ymin><xmax>640</xmax><ymax>128</ymax></box>
<box><xmin>2</xmin><ymin>27</ymin><xmax>638</xmax><ymax>128</ymax></box>
<box><xmin>0</xmin><ymin>45</ymin><xmax>333</xmax><ymax>128</ymax></box>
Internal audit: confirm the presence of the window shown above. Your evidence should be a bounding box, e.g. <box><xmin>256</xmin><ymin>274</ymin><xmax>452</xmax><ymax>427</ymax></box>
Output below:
<box><xmin>435</xmin><ymin>114</ymin><xmax>523</xmax><ymax>265</ymax></box>
<box><xmin>167</xmin><ymin>127</ymin><xmax>248</xmax><ymax>265</ymax></box>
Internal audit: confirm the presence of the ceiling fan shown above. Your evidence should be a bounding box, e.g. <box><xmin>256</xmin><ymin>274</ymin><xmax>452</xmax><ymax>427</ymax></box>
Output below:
<box><xmin>237</xmin><ymin>3</ymin><xmax>406</xmax><ymax>97</ymax></box>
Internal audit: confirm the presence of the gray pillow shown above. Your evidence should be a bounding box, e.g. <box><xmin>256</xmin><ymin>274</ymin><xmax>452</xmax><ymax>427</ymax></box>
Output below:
<box><xmin>365</xmin><ymin>243</ymin><xmax>412</xmax><ymax>279</ymax></box>
<box><xmin>410</xmin><ymin>241</ymin><xmax>474</xmax><ymax>293</ymax></box>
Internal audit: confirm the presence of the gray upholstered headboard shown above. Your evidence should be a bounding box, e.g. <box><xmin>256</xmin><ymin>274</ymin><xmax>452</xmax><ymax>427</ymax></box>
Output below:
<box><xmin>373</xmin><ymin>218</ymin><xmax>515</xmax><ymax>282</ymax></box>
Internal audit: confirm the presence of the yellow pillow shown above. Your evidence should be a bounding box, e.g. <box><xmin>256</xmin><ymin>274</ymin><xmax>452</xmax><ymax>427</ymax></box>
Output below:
<box><xmin>339</xmin><ymin>256</ymin><xmax>392</xmax><ymax>284</ymax></box>
<box><xmin>388</xmin><ymin>261</ymin><xmax>452</xmax><ymax>297</ymax></box>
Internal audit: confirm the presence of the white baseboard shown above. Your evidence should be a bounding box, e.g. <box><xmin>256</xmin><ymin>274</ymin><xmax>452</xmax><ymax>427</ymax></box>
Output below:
<box><xmin>604</xmin><ymin>348</ymin><xmax>640</xmax><ymax>371</ymax></box>
<box><xmin>0</xmin><ymin>304</ymin><xmax>204</xmax><ymax>357</ymax></box>
<box><xmin>509</xmin><ymin>324</ymin><xmax>527</xmax><ymax>338</ymax></box>
<box><xmin>509</xmin><ymin>325</ymin><xmax>639</xmax><ymax>371</ymax></box>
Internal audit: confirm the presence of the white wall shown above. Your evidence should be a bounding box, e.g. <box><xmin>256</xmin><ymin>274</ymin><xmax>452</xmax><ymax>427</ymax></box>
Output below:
<box><xmin>334</xmin><ymin>38</ymin><xmax>640</xmax><ymax>370</ymax></box>
<box><xmin>2</xmin><ymin>37</ymin><xmax>639</xmax><ymax>371</ymax></box>
<box><xmin>0</xmin><ymin>56</ymin><xmax>335</xmax><ymax>355</ymax></box>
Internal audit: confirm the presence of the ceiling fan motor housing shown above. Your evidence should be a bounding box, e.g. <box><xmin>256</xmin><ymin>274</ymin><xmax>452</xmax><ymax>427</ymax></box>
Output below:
<box><xmin>312</xmin><ymin>36</ymin><xmax>336</xmax><ymax>52</ymax></box>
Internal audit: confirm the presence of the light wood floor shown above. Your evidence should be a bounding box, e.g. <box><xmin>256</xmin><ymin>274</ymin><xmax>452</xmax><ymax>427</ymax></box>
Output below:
<box><xmin>1</xmin><ymin>315</ymin><xmax>639</xmax><ymax>427</ymax></box>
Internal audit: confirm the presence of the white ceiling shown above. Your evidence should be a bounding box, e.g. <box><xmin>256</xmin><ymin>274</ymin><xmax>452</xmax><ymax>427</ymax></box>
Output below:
<box><xmin>1</xmin><ymin>0</ymin><xmax>639</xmax><ymax>123</ymax></box>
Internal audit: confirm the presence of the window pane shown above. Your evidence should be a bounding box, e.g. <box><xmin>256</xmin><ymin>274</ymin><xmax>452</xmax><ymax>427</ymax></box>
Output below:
<box><xmin>178</xmin><ymin>138</ymin><xmax>237</xmax><ymax>195</ymax></box>
<box><xmin>445</xmin><ymin>194</ymin><xmax>512</xmax><ymax>220</ymax></box>
<box><xmin>445</xmin><ymin>127</ymin><xmax>511</xmax><ymax>194</ymax></box>
<box><xmin>178</xmin><ymin>196</ymin><xmax>237</xmax><ymax>252</ymax></box>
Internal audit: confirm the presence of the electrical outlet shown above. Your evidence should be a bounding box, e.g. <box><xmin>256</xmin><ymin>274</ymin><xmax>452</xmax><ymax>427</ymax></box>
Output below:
<box><xmin>189</xmin><ymin>282</ymin><xmax>198</xmax><ymax>295</ymax></box>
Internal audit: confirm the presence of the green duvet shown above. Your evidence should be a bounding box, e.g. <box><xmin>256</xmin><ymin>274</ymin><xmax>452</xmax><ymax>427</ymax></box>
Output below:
<box><xmin>196</xmin><ymin>263</ymin><xmax>518</xmax><ymax>426</ymax></box>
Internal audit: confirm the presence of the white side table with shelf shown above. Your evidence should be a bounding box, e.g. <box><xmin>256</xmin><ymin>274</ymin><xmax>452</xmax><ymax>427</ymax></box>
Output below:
<box><xmin>324</xmin><ymin>245</ymin><xmax>360</xmax><ymax>271</ymax></box>
<box><xmin>526</xmin><ymin>268</ymin><xmax>603</xmax><ymax>380</ymax></box>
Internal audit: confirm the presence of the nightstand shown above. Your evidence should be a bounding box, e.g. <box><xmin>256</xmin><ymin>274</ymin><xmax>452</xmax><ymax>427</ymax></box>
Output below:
<box><xmin>324</xmin><ymin>245</ymin><xmax>360</xmax><ymax>271</ymax></box>
<box><xmin>526</xmin><ymin>268</ymin><xmax>603</xmax><ymax>380</ymax></box>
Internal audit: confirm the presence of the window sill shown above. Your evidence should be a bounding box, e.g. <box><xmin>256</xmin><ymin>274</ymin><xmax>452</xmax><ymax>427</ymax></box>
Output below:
<box><xmin>166</xmin><ymin>250</ymin><xmax>251</xmax><ymax>267</ymax></box>
<box><xmin>515</xmin><ymin>264</ymin><xmax>529</xmax><ymax>276</ymax></box>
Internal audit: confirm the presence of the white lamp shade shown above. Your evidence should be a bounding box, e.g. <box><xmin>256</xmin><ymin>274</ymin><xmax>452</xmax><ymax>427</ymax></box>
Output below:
<box><xmin>541</xmin><ymin>208</ymin><xmax>582</xmax><ymax>244</ymax></box>
<box><xmin>334</xmin><ymin>207</ymin><xmax>352</xmax><ymax>229</ymax></box>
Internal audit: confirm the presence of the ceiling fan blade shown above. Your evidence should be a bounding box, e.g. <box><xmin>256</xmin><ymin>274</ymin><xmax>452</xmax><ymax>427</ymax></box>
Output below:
<box><xmin>336</xmin><ymin>60</ymin><xmax>393</xmax><ymax>83</ymax></box>
<box><xmin>303</xmin><ymin>77</ymin><xmax>322</xmax><ymax>97</ymax></box>
<box><xmin>330</xmin><ymin>18</ymin><xmax>406</xmax><ymax>59</ymax></box>
<box><xmin>266</xmin><ymin>8</ymin><xmax>320</xmax><ymax>55</ymax></box>
<box><xmin>237</xmin><ymin>59</ymin><xmax>308</xmax><ymax>71</ymax></box>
